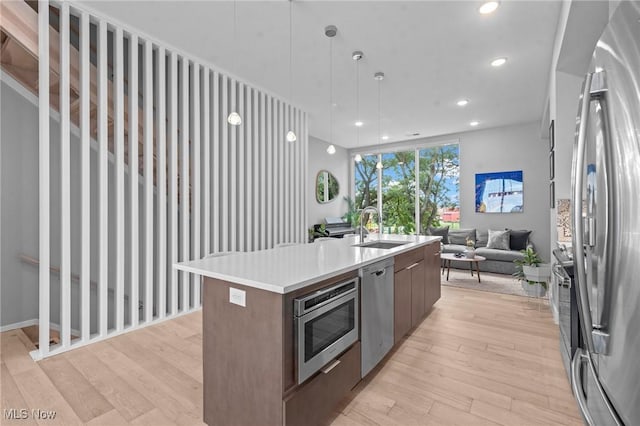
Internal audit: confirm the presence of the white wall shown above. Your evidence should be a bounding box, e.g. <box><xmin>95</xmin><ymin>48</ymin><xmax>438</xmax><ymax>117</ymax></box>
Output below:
<box><xmin>307</xmin><ymin>136</ymin><xmax>349</xmax><ymax>229</ymax></box>
<box><xmin>458</xmin><ymin>122</ymin><xmax>551</xmax><ymax>262</ymax></box>
<box><xmin>1</xmin><ymin>79</ymin><xmax>40</xmax><ymax>327</ymax></box>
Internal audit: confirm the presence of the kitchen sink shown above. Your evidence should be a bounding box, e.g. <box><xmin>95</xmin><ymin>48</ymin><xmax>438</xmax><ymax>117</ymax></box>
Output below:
<box><xmin>353</xmin><ymin>240</ymin><xmax>407</xmax><ymax>249</ymax></box>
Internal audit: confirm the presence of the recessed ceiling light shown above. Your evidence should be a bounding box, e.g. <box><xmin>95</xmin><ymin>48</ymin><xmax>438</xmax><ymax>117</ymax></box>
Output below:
<box><xmin>355</xmin><ymin>121</ymin><xmax>363</xmax><ymax>127</ymax></box>
<box><xmin>470</xmin><ymin>121</ymin><xmax>480</xmax><ymax>127</ymax></box>
<box><xmin>491</xmin><ymin>57</ymin><xmax>507</xmax><ymax>67</ymax></box>
<box><xmin>479</xmin><ymin>1</ymin><xmax>500</xmax><ymax>15</ymax></box>
<box><xmin>382</xmin><ymin>135</ymin><xmax>389</xmax><ymax>140</ymax></box>
<box><xmin>457</xmin><ymin>99</ymin><xmax>469</xmax><ymax>107</ymax></box>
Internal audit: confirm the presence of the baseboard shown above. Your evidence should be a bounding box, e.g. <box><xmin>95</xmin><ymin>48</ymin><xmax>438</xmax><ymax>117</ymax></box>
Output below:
<box><xmin>0</xmin><ymin>318</ymin><xmax>81</xmax><ymax>336</ymax></box>
<box><xmin>0</xmin><ymin>318</ymin><xmax>38</xmax><ymax>332</ymax></box>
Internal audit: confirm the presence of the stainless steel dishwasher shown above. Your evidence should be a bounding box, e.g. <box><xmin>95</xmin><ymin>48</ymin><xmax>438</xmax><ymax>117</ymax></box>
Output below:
<box><xmin>360</xmin><ymin>257</ymin><xmax>394</xmax><ymax>377</ymax></box>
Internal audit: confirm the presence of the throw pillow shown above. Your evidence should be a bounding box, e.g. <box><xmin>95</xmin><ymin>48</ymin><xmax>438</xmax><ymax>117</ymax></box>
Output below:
<box><xmin>448</xmin><ymin>229</ymin><xmax>476</xmax><ymax>246</ymax></box>
<box><xmin>428</xmin><ymin>226</ymin><xmax>449</xmax><ymax>244</ymax></box>
<box><xmin>486</xmin><ymin>229</ymin><xmax>510</xmax><ymax>250</ymax></box>
<box><xmin>476</xmin><ymin>230</ymin><xmax>489</xmax><ymax>248</ymax></box>
<box><xmin>506</xmin><ymin>229</ymin><xmax>532</xmax><ymax>251</ymax></box>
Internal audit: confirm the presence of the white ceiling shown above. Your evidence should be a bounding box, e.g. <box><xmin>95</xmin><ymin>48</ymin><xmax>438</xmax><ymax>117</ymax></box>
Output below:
<box><xmin>80</xmin><ymin>1</ymin><xmax>561</xmax><ymax>149</ymax></box>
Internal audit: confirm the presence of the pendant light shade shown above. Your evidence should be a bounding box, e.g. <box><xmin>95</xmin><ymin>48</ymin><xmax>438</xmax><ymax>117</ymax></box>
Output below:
<box><xmin>228</xmin><ymin>1</ymin><xmax>242</xmax><ymax>126</ymax></box>
<box><xmin>327</xmin><ymin>144</ymin><xmax>336</xmax><ymax>155</ymax></box>
<box><xmin>354</xmin><ymin>154</ymin><xmax>362</xmax><ymax>162</ymax></box>
<box><xmin>227</xmin><ymin>111</ymin><xmax>242</xmax><ymax>126</ymax></box>
<box><xmin>286</xmin><ymin>130</ymin><xmax>297</xmax><ymax>142</ymax></box>
<box><xmin>376</xmin><ymin>160</ymin><xmax>383</xmax><ymax>169</ymax></box>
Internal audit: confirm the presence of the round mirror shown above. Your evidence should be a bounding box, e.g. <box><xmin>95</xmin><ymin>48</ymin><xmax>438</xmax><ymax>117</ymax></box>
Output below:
<box><xmin>316</xmin><ymin>170</ymin><xmax>340</xmax><ymax>204</ymax></box>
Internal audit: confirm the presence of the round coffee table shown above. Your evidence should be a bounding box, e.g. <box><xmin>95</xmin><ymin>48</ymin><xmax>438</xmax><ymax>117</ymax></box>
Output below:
<box><xmin>441</xmin><ymin>253</ymin><xmax>487</xmax><ymax>283</ymax></box>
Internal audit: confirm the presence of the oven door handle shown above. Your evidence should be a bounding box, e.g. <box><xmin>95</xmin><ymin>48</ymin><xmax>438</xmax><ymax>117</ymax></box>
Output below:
<box><xmin>321</xmin><ymin>359</ymin><xmax>341</xmax><ymax>374</ymax></box>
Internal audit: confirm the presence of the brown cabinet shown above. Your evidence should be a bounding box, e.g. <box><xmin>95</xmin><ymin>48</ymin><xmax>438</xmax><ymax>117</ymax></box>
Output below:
<box><xmin>394</xmin><ymin>266</ymin><xmax>412</xmax><ymax>344</ymax></box>
<box><xmin>283</xmin><ymin>343</ymin><xmax>361</xmax><ymax>426</ymax></box>
<box><xmin>424</xmin><ymin>242</ymin><xmax>442</xmax><ymax>310</ymax></box>
<box><xmin>394</xmin><ymin>247</ymin><xmax>426</xmax><ymax>342</ymax></box>
<box><xmin>410</xmin><ymin>260</ymin><xmax>426</xmax><ymax>327</ymax></box>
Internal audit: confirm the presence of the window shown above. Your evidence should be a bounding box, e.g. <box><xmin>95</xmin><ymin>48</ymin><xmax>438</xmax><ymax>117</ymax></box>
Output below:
<box><xmin>353</xmin><ymin>144</ymin><xmax>459</xmax><ymax>234</ymax></box>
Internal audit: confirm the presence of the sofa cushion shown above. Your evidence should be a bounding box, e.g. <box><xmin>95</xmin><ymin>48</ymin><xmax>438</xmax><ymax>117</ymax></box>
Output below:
<box><xmin>428</xmin><ymin>226</ymin><xmax>449</xmax><ymax>244</ymax></box>
<box><xmin>486</xmin><ymin>229</ymin><xmax>510</xmax><ymax>250</ymax></box>
<box><xmin>507</xmin><ymin>229</ymin><xmax>532</xmax><ymax>251</ymax></box>
<box><xmin>448</xmin><ymin>229</ymin><xmax>476</xmax><ymax>245</ymax></box>
<box><xmin>476</xmin><ymin>247</ymin><xmax>524</xmax><ymax>262</ymax></box>
<box><xmin>476</xmin><ymin>230</ymin><xmax>489</xmax><ymax>248</ymax></box>
<box><xmin>442</xmin><ymin>244</ymin><xmax>466</xmax><ymax>254</ymax></box>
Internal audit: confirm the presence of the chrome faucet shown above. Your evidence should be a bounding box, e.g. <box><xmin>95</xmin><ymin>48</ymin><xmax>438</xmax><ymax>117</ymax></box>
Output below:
<box><xmin>359</xmin><ymin>206</ymin><xmax>380</xmax><ymax>242</ymax></box>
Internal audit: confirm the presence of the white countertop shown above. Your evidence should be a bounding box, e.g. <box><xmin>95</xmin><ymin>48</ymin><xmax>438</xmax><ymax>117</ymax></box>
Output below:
<box><xmin>174</xmin><ymin>234</ymin><xmax>441</xmax><ymax>294</ymax></box>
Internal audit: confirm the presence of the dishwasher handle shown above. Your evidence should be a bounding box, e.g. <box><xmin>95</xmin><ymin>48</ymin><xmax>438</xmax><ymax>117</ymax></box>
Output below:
<box><xmin>372</xmin><ymin>269</ymin><xmax>386</xmax><ymax>277</ymax></box>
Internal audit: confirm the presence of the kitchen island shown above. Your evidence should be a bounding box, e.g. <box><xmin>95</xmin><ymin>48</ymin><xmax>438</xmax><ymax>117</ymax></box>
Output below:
<box><xmin>175</xmin><ymin>234</ymin><xmax>441</xmax><ymax>426</ymax></box>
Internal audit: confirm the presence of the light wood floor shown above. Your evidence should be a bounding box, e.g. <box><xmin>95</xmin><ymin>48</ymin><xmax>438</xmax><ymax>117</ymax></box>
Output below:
<box><xmin>0</xmin><ymin>286</ymin><xmax>582</xmax><ymax>425</ymax></box>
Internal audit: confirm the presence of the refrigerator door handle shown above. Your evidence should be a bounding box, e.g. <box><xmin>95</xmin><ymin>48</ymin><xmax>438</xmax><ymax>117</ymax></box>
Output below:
<box><xmin>572</xmin><ymin>72</ymin><xmax>596</xmax><ymax>355</ymax></box>
<box><xmin>572</xmin><ymin>348</ymin><xmax>624</xmax><ymax>426</ymax></box>
<box><xmin>571</xmin><ymin>348</ymin><xmax>595</xmax><ymax>426</ymax></box>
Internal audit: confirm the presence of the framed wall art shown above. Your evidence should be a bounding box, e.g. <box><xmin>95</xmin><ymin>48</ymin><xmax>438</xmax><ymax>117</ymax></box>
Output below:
<box><xmin>475</xmin><ymin>170</ymin><xmax>523</xmax><ymax>213</ymax></box>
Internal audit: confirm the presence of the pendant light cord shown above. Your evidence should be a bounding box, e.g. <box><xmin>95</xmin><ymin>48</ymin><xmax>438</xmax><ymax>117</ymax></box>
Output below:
<box><xmin>289</xmin><ymin>1</ymin><xmax>293</xmax><ymax>104</ymax></box>
<box><xmin>356</xmin><ymin>56</ymin><xmax>360</xmax><ymax>148</ymax></box>
<box><xmin>378</xmin><ymin>77</ymin><xmax>381</xmax><ymax>147</ymax></box>
<box><xmin>329</xmin><ymin>36</ymin><xmax>333</xmax><ymax>147</ymax></box>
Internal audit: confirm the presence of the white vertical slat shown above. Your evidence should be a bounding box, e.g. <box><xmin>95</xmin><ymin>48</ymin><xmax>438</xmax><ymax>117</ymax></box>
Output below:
<box><xmin>212</xmin><ymin>72</ymin><xmax>220</xmax><ymax>254</ymax></box>
<box><xmin>202</xmin><ymin>69</ymin><xmax>211</xmax><ymax>258</ymax></box>
<box><xmin>292</xmin><ymin>107</ymin><xmax>298</xmax><ymax>243</ymax></box>
<box><xmin>414</xmin><ymin>148</ymin><xmax>420</xmax><ymax>235</ymax></box>
<box><xmin>59</xmin><ymin>2</ymin><xmax>71</xmax><ymax>347</ymax></box>
<box><xmin>128</xmin><ymin>34</ymin><xmax>139</xmax><ymax>328</ymax></box>
<box><xmin>251</xmin><ymin>89</ymin><xmax>259</xmax><ymax>250</ymax></box>
<box><xmin>303</xmin><ymin>112</ymin><xmax>308</xmax><ymax>242</ymax></box>
<box><xmin>97</xmin><ymin>19</ymin><xmax>108</xmax><ymax>337</ymax></box>
<box><xmin>143</xmin><ymin>40</ymin><xmax>154</xmax><ymax>323</ymax></box>
<box><xmin>191</xmin><ymin>62</ymin><xmax>201</xmax><ymax>307</ymax></box>
<box><xmin>266</xmin><ymin>95</ymin><xmax>273</xmax><ymax>248</ymax></box>
<box><xmin>180</xmin><ymin>58</ymin><xmax>190</xmax><ymax>311</ymax></box>
<box><xmin>297</xmin><ymin>108</ymin><xmax>303</xmax><ymax>242</ymax></box>
<box><xmin>114</xmin><ymin>26</ymin><xmax>125</xmax><ymax>331</ymax></box>
<box><xmin>278</xmin><ymin>101</ymin><xmax>285</xmax><ymax>244</ymax></box>
<box><xmin>229</xmin><ymin>79</ymin><xmax>237</xmax><ymax>251</ymax></box>
<box><xmin>79</xmin><ymin>11</ymin><xmax>91</xmax><ymax>341</ymax></box>
<box><xmin>259</xmin><ymin>93</ymin><xmax>266</xmax><ymax>250</ymax></box>
<box><xmin>284</xmin><ymin>104</ymin><xmax>290</xmax><ymax>243</ymax></box>
<box><xmin>221</xmin><ymin>75</ymin><xmax>229</xmax><ymax>251</ymax></box>
<box><xmin>156</xmin><ymin>46</ymin><xmax>167</xmax><ymax>318</ymax></box>
<box><xmin>168</xmin><ymin>51</ymin><xmax>178</xmax><ymax>316</ymax></box>
<box><xmin>246</xmin><ymin>88</ymin><xmax>253</xmax><ymax>251</ymax></box>
<box><xmin>237</xmin><ymin>83</ymin><xmax>245</xmax><ymax>252</ymax></box>
<box><xmin>38</xmin><ymin>0</ymin><xmax>50</xmax><ymax>356</ymax></box>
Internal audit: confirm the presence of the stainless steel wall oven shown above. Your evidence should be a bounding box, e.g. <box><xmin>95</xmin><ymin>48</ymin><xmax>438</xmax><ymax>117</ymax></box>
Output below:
<box><xmin>294</xmin><ymin>277</ymin><xmax>359</xmax><ymax>384</ymax></box>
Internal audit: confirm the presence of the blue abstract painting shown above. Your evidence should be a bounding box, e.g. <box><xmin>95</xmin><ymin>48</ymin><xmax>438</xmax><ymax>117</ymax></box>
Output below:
<box><xmin>475</xmin><ymin>170</ymin><xmax>523</xmax><ymax>213</ymax></box>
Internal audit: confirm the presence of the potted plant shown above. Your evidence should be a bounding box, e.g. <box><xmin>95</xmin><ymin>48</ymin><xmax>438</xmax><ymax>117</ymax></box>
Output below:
<box><xmin>342</xmin><ymin>196</ymin><xmax>359</xmax><ymax>228</ymax></box>
<box><xmin>513</xmin><ymin>247</ymin><xmax>551</xmax><ymax>297</ymax></box>
<box><xmin>464</xmin><ymin>237</ymin><xmax>476</xmax><ymax>258</ymax></box>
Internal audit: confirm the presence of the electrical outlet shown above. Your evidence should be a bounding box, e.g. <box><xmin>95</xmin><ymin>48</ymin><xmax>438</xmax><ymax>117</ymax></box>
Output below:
<box><xmin>229</xmin><ymin>287</ymin><xmax>246</xmax><ymax>307</ymax></box>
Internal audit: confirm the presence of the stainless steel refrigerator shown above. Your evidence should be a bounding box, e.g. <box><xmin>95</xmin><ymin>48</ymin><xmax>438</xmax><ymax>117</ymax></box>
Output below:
<box><xmin>570</xmin><ymin>2</ymin><xmax>640</xmax><ymax>425</ymax></box>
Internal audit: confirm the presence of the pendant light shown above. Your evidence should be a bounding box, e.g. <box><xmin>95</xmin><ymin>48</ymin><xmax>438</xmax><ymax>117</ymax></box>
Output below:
<box><xmin>375</xmin><ymin>71</ymin><xmax>384</xmax><ymax>169</ymax></box>
<box><xmin>353</xmin><ymin>51</ymin><xmax>363</xmax><ymax>163</ymax></box>
<box><xmin>286</xmin><ymin>0</ymin><xmax>297</xmax><ymax>142</ymax></box>
<box><xmin>227</xmin><ymin>1</ymin><xmax>242</xmax><ymax>126</ymax></box>
<box><xmin>325</xmin><ymin>25</ymin><xmax>337</xmax><ymax>155</ymax></box>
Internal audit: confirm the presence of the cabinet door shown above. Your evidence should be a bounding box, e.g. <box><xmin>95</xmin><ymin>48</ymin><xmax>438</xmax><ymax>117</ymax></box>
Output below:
<box><xmin>410</xmin><ymin>260</ymin><xmax>425</xmax><ymax>327</ymax></box>
<box><xmin>424</xmin><ymin>243</ymin><xmax>442</xmax><ymax>310</ymax></box>
<box><xmin>394</xmin><ymin>268</ymin><xmax>412</xmax><ymax>344</ymax></box>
